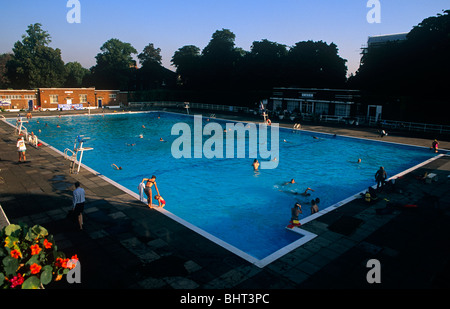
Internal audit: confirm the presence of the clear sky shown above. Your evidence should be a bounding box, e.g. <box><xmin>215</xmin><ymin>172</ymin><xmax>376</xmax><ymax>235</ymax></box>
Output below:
<box><xmin>0</xmin><ymin>0</ymin><xmax>449</xmax><ymax>76</ymax></box>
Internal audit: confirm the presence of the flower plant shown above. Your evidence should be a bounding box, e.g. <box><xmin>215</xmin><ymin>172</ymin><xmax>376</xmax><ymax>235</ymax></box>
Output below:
<box><xmin>1</xmin><ymin>223</ymin><xmax>78</xmax><ymax>289</ymax></box>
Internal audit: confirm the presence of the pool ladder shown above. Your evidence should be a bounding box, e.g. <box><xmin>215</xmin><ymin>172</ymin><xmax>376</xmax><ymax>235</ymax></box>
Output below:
<box><xmin>64</xmin><ymin>136</ymin><xmax>93</xmax><ymax>174</ymax></box>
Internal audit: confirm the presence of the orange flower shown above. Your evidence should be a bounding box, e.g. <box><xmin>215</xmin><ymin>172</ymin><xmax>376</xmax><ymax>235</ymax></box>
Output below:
<box><xmin>67</xmin><ymin>255</ymin><xmax>79</xmax><ymax>269</ymax></box>
<box><xmin>30</xmin><ymin>263</ymin><xmax>42</xmax><ymax>274</ymax></box>
<box><xmin>43</xmin><ymin>239</ymin><xmax>52</xmax><ymax>249</ymax></box>
<box><xmin>30</xmin><ymin>244</ymin><xmax>42</xmax><ymax>255</ymax></box>
<box><xmin>10</xmin><ymin>249</ymin><xmax>22</xmax><ymax>259</ymax></box>
<box><xmin>55</xmin><ymin>257</ymin><xmax>68</xmax><ymax>268</ymax></box>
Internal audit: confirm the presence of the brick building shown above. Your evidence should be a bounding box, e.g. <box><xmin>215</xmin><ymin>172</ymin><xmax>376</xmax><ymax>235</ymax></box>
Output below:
<box><xmin>0</xmin><ymin>88</ymin><xmax>128</xmax><ymax>111</ymax></box>
<box><xmin>0</xmin><ymin>89</ymin><xmax>39</xmax><ymax>110</ymax></box>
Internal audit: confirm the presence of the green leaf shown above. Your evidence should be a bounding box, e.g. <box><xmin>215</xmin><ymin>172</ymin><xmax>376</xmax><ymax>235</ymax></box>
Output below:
<box><xmin>25</xmin><ymin>254</ymin><xmax>39</xmax><ymax>266</ymax></box>
<box><xmin>2</xmin><ymin>256</ymin><xmax>19</xmax><ymax>276</ymax></box>
<box><xmin>25</xmin><ymin>228</ymin><xmax>37</xmax><ymax>242</ymax></box>
<box><xmin>4</xmin><ymin>236</ymin><xmax>19</xmax><ymax>249</ymax></box>
<box><xmin>40</xmin><ymin>266</ymin><xmax>53</xmax><ymax>285</ymax></box>
<box><xmin>0</xmin><ymin>272</ymin><xmax>4</xmax><ymax>287</ymax></box>
<box><xmin>4</xmin><ymin>224</ymin><xmax>21</xmax><ymax>237</ymax></box>
<box><xmin>22</xmin><ymin>276</ymin><xmax>41</xmax><ymax>289</ymax></box>
<box><xmin>31</xmin><ymin>225</ymin><xmax>48</xmax><ymax>238</ymax></box>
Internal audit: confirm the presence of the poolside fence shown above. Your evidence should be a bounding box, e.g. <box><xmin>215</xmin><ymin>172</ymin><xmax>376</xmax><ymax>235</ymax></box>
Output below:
<box><xmin>128</xmin><ymin>101</ymin><xmax>450</xmax><ymax>135</ymax></box>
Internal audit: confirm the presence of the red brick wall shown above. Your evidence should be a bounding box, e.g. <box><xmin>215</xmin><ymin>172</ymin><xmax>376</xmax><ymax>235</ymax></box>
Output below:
<box><xmin>1</xmin><ymin>88</ymin><xmax>128</xmax><ymax>110</ymax></box>
<box><xmin>95</xmin><ymin>90</ymin><xmax>119</xmax><ymax>107</ymax></box>
<box><xmin>39</xmin><ymin>88</ymin><xmax>96</xmax><ymax>109</ymax></box>
<box><xmin>0</xmin><ymin>89</ymin><xmax>38</xmax><ymax>110</ymax></box>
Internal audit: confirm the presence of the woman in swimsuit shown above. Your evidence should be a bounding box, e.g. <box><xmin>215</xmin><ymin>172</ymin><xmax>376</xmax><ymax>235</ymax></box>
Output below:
<box><xmin>141</xmin><ymin>175</ymin><xmax>160</xmax><ymax>208</ymax></box>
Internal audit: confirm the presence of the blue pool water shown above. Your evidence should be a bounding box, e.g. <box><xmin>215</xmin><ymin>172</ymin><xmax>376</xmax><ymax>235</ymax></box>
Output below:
<box><xmin>13</xmin><ymin>112</ymin><xmax>440</xmax><ymax>260</ymax></box>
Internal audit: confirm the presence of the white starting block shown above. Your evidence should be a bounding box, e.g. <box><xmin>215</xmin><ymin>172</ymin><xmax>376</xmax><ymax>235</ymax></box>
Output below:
<box><xmin>425</xmin><ymin>173</ymin><xmax>438</xmax><ymax>184</ymax></box>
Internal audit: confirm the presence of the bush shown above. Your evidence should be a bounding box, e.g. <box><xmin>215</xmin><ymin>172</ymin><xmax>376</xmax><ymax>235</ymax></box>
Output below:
<box><xmin>0</xmin><ymin>224</ymin><xmax>79</xmax><ymax>289</ymax></box>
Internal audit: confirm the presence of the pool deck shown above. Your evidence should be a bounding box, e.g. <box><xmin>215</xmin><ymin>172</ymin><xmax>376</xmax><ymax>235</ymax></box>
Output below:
<box><xmin>1</xmin><ymin>109</ymin><xmax>450</xmax><ymax>291</ymax></box>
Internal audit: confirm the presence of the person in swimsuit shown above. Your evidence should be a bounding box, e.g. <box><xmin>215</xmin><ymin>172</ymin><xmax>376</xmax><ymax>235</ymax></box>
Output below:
<box><xmin>252</xmin><ymin>159</ymin><xmax>260</xmax><ymax>171</ymax></box>
<box><xmin>141</xmin><ymin>175</ymin><xmax>160</xmax><ymax>208</ymax></box>
<box><xmin>155</xmin><ymin>195</ymin><xmax>166</xmax><ymax>208</ymax></box>
<box><xmin>301</xmin><ymin>187</ymin><xmax>314</xmax><ymax>196</ymax></box>
<box><xmin>375</xmin><ymin>166</ymin><xmax>387</xmax><ymax>190</ymax></box>
<box><xmin>111</xmin><ymin>164</ymin><xmax>122</xmax><ymax>170</ymax></box>
<box><xmin>290</xmin><ymin>203</ymin><xmax>302</xmax><ymax>226</ymax></box>
<box><xmin>311</xmin><ymin>199</ymin><xmax>319</xmax><ymax>214</ymax></box>
<box><xmin>431</xmin><ymin>139</ymin><xmax>439</xmax><ymax>153</ymax></box>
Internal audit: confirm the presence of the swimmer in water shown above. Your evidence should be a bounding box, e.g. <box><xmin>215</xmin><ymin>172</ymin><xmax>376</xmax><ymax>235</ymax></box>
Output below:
<box><xmin>283</xmin><ymin>179</ymin><xmax>296</xmax><ymax>185</ymax></box>
<box><xmin>301</xmin><ymin>187</ymin><xmax>314</xmax><ymax>196</ymax></box>
<box><xmin>252</xmin><ymin>159</ymin><xmax>260</xmax><ymax>171</ymax></box>
<box><xmin>311</xmin><ymin>198</ymin><xmax>319</xmax><ymax>214</ymax></box>
<box><xmin>111</xmin><ymin>164</ymin><xmax>122</xmax><ymax>170</ymax></box>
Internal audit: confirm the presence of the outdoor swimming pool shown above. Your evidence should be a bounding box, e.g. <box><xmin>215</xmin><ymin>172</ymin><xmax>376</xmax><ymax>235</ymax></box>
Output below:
<box><xmin>11</xmin><ymin>112</ymin><xmax>441</xmax><ymax>266</ymax></box>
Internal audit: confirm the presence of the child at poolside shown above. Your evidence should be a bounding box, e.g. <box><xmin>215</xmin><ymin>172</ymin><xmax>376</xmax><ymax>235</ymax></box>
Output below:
<box><xmin>155</xmin><ymin>195</ymin><xmax>166</xmax><ymax>208</ymax></box>
<box><xmin>16</xmin><ymin>136</ymin><xmax>27</xmax><ymax>162</ymax></box>
<box><xmin>290</xmin><ymin>203</ymin><xmax>302</xmax><ymax>226</ymax></box>
<box><xmin>431</xmin><ymin>139</ymin><xmax>439</xmax><ymax>153</ymax></box>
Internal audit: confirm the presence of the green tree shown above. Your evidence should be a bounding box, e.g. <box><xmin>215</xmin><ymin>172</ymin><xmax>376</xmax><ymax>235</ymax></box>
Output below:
<box><xmin>351</xmin><ymin>10</ymin><xmax>450</xmax><ymax>122</ymax></box>
<box><xmin>0</xmin><ymin>53</ymin><xmax>13</xmax><ymax>88</ymax></box>
<box><xmin>239</xmin><ymin>39</ymin><xmax>288</xmax><ymax>90</ymax></box>
<box><xmin>201</xmin><ymin>29</ymin><xmax>243</xmax><ymax>89</ymax></box>
<box><xmin>91</xmin><ymin>38</ymin><xmax>137</xmax><ymax>90</ymax></box>
<box><xmin>64</xmin><ymin>62</ymin><xmax>90</xmax><ymax>88</ymax></box>
<box><xmin>171</xmin><ymin>45</ymin><xmax>201</xmax><ymax>88</ymax></box>
<box><xmin>138</xmin><ymin>43</ymin><xmax>162</xmax><ymax>66</ymax></box>
<box><xmin>6</xmin><ymin>23</ymin><xmax>65</xmax><ymax>88</ymax></box>
<box><xmin>285</xmin><ymin>40</ymin><xmax>347</xmax><ymax>88</ymax></box>
<box><xmin>136</xmin><ymin>43</ymin><xmax>175</xmax><ymax>90</ymax></box>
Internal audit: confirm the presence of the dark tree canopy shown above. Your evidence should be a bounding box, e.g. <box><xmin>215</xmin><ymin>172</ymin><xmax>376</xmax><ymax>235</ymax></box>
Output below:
<box><xmin>91</xmin><ymin>38</ymin><xmax>137</xmax><ymax>90</ymax></box>
<box><xmin>5</xmin><ymin>23</ymin><xmax>65</xmax><ymax>88</ymax></box>
<box><xmin>350</xmin><ymin>10</ymin><xmax>450</xmax><ymax>122</ymax></box>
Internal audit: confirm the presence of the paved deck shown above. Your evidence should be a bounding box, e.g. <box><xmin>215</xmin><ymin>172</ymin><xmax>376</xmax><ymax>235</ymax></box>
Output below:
<box><xmin>1</xmin><ymin>109</ymin><xmax>450</xmax><ymax>293</ymax></box>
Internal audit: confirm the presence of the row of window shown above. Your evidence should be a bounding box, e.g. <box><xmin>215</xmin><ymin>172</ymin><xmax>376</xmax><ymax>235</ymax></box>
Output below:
<box><xmin>0</xmin><ymin>95</ymin><xmax>37</xmax><ymax>99</ymax></box>
<box><xmin>274</xmin><ymin>100</ymin><xmax>351</xmax><ymax>116</ymax></box>
<box><xmin>1</xmin><ymin>94</ymin><xmax>116</xmax><ymax>102</ymax></box>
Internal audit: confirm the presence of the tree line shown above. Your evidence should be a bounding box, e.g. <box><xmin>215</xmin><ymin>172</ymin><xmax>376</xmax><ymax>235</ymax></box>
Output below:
<box><xmin>0</xmin><ymin>24</ymin><xmax>347</xmax><ymax>96</ymax></box>
<box><xmin>1</xmin><ymin>10</ymin><xmax>449</xmax><ymax>123</ymax></box>
<box><xmin>349</xmin><ymin>9</ymin><xmax>450</xmax><ymax>123</ymax></box>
